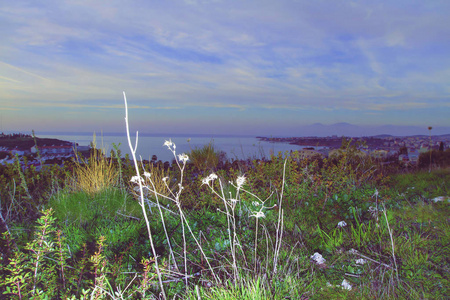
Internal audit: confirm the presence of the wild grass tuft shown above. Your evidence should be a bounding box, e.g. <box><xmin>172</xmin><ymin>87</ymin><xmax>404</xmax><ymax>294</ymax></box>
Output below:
<box><xmin>188</xmin><ymin>141</ymin><xmax>222</xmax><ymax>171</ymax></box>
<box><xmin>72</xmin><ymin>137</ymin><xmax>118</xmax><ymax>195</ymax></box>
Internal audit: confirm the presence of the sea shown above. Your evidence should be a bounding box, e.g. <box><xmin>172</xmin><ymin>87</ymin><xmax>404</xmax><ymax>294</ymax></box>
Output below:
<box><xmin>38</xmin><ymin>133</ymin><xmax>309</xmax><ymax>162</ymax></box>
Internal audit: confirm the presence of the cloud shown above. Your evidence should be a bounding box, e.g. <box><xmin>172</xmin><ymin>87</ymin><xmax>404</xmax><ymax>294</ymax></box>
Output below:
<box><xmin>0</xmin><ymin>0</ymin><xmax>449</xmax><ymax>134</ymax></box>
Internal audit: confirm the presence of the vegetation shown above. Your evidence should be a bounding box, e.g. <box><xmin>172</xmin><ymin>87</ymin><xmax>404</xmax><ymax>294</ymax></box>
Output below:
<box><xmin>0</xmin><ymin>99</ymin><xmax>449</xmax><ymax>299</ymax></box>
<box><xmin>187</xmin><ymin>141</ymin><xmax>226</xmax><ymax>172</ymax></box>
<box><xmin>0</xmin><ymin>134</ymin><xmax>72</xmax><ymax>149</ymax></box>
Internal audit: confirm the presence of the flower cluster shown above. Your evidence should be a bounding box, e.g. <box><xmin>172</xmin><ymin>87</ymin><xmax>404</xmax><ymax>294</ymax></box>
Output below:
<box><xmin>236</xmin><ymin>175</ymin><xmax>246</xmax><ymax>188</ymax></box>
<box><xmin>177</xmin><ymin>153</ymin><xmax>189</xmax><ymax>164</ymax></box>
<box><xmin>130</xmin><ymin>175</ymin><xmax>144</xmax><ymax>184</ymax></box>
<box><xmin>163</xmin><ymin>139</ymin><xmax>174</xmax><ymax>149</ymax></box>
<box><xmin>202</xmin><ymin>173</ymin><xmax>218</xmax><ymax>186</ymax></box>
<box><xmin>250</xmin><ymin>211</ymin><xmax>265</xmax><ymax>219</ymax></box>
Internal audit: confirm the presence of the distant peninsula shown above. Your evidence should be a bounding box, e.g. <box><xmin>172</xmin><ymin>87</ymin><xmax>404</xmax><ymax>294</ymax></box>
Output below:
<box><xmin>0</xmin><ymin>133</ymin><xmax>73</xmax><ymax>150</ymax></box>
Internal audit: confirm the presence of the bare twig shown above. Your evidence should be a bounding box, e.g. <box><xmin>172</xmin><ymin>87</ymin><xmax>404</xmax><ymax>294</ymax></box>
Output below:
<box><xmin>123</xmin><ymin>92</ymin><xmax>167</xmax><ymax>299</ymax></box>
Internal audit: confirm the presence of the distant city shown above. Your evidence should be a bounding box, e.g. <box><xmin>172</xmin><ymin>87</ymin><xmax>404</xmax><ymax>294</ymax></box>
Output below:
<box><xmin>258</xmin><ymin>133</ymin><xmax>450</xmax><ymax>164</ymax></box>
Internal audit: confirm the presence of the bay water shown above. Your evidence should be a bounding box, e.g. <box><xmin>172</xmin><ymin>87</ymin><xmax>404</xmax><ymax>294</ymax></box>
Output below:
<box><xmin>39</xmin><ymin>133</ymin><xmax>306</xmax><ymax>162</ymax></box>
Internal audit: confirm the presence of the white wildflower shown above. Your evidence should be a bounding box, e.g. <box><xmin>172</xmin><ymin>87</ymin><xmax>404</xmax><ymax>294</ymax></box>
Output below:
<box><xmin>252</xmin><ymin>201</ymin><xmax>260</xmax><ymax>207</ymax></box>
<box><xmin>337</xmin><ymin>221</ymin><xmax>347</xmax><ymax>228</ymax></box>
<box><xmin>341</xmin><ymin>279</ymin><xmax>352</xmax><ymax>290</ymax></box>
<box><xmin>236</xmin><ymin>175</ymin><xmax>246</xmax><ymax>188</ymax></box>
<box><xmin>162</xmin><ymin>177</ymin><xmax>169</xmax><ymax>182</ymax></box>
<box><xmin>355</xmin><ymin>258</ymin><xmax>367</xmax><ymax>265</ymax></box>
<box><xmin>163</xmin><ymin>139</ymin><xmax>173</xmax><ymax>149</ymax></box>
<box><xmin>310</xmin><ymin>252</ymin><xmax>326</xmax><ymax>265</ymax></box>
<box><xmin>202</xmin><ymin>173</ymin><xmax>218</xmax><ymax>185</ymax></box>
<box><xmin>178</xmin><ymin>153</ymin><xmax>189</xmax><ymax>164</ymax></box>
<box><xmin>250</xmin><ymin>211</ymin><xmax>265</xmax><ymax>219</ymax></box>
<box><xmin>143</xmin><ymin>172</ymin><xmax>151</xmax><ymax>178</ymax></box>
<box><xmin>130</xmin><ymin>176</ymin><xmax>142</xmax><ymax>184</ymax></box>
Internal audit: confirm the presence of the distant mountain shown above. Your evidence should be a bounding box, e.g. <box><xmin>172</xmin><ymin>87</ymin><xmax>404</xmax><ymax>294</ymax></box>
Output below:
<box><xmin>332</xmin><ymin>122</ymin><xmax>353</xmax><ymax>126</ymax></box>
<box><xmin>373</xmin><ymin>134</ymin><xmax>393</xmax><ymax>138</ymax></box>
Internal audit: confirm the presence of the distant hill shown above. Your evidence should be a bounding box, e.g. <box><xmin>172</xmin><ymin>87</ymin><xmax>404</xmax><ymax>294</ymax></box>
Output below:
<box><xmin>0</xmin><ymin>136</ymin><xmax>72</xmax><ymax>150</ymax></box>
<box><xmin>373</xmin><ymin>134</ymin><xmax>393</xmax><ymax>138</ymax></box>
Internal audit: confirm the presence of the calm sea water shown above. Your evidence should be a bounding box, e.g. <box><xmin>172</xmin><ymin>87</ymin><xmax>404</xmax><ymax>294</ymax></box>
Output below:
<box><xmin>39</xmin><ymin>133</ymin><xmax>306</xmax><ymax>162</ymax></box>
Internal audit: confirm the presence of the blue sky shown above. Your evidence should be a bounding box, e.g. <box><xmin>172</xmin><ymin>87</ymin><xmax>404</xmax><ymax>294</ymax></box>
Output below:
<box><xmin>1</xmin><ymin>0</ymin><xmax>449</xmax><ymax>136</ymax></box>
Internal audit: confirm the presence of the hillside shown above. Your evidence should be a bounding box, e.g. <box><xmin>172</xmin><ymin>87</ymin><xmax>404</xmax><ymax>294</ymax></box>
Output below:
<box><xmin>0</xmin><ymin>135</ymin><xmax>72</xmax><ymax>150</ymax></box>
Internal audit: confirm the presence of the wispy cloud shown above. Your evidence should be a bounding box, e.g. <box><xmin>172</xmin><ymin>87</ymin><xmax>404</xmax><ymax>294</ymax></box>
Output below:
<box><xmin>0</xmin><ymin>0</ymin><xmax>449</xmax><ymax>134</ymax></box>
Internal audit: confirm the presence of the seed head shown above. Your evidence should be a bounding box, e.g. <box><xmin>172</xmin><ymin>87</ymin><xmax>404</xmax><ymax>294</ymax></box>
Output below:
<box><xmin>236</xmin><ymin>175</ymin><xmax>246</xmax><ymax>188</ymax></box>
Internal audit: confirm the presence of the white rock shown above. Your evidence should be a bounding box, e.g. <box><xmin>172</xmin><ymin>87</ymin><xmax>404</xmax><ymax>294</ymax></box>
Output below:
<box><xmin>341</xmin><ymin>279</ymin><xmax>352</xmax><ymax>290</ymax></box>
<box><xmin>337</xmin><ymin>221</ymin><xmax>347</xmax><ymax>227</ymax></box>
<box><xmin>431</xmin><ymin>196</ymin><xmax>449</xmax><ymax>203</ymax></box>
<box><xmin>310</xmin><ymin>252</ymin><xmax>326</xmax><ymax>265</ymax></box>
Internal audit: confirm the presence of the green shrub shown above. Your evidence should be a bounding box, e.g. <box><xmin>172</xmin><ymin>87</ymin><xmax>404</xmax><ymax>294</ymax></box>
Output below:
<box><xmin>48</xmin><ymin>188</ymin><xmax>143</xmax><ymax>256</ymax></box>
<box><xmin>418</xmin><ymin>149</ymin><xmax>450</xmax><ymax>169</ymax></box>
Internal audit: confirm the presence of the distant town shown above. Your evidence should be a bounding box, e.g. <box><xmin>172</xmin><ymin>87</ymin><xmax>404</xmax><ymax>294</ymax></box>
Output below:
<box><xmin>258</xmin><ymin>134</ymin><xmax>450</xmax><ymax>165</ymax></box>
<box><xmin>0</xmin><ymin>133</ymin><xmax>90</xmax><ymax>169</ymax></box>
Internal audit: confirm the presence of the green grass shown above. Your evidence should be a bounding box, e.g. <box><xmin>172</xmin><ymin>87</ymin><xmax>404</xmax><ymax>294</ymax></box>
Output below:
<box><xmin>1</xmin><ymin>149</ymin><xmax>449</xmax><ymax>299</ymax></box>
<box><xmin>47</xmin><ymin>187</ymin><xmax>144</xmax><ymax>256</ymax></box>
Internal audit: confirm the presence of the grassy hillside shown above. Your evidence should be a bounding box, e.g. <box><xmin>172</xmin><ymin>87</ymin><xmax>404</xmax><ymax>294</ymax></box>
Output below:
<box><xmin>0</xmin><ymin>140</ymin><xmax>448</xmax><ymax>299</ymax></box>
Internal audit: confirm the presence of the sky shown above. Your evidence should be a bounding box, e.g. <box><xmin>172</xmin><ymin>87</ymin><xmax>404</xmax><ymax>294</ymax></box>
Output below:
<box><xmin>1</xmin><ymin>0</ymin><xmax>450</xmax><ymax>137</ymax></box>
